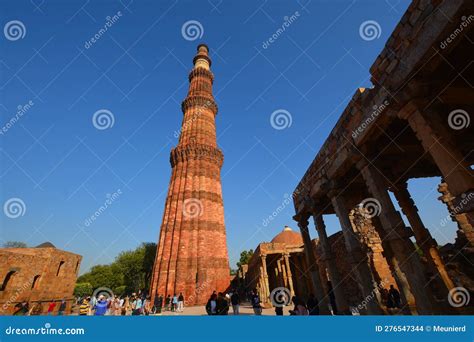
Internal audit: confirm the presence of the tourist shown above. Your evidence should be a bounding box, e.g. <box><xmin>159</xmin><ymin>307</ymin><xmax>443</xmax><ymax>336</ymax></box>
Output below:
<box><xmin>289</xmin><ymin>297</ymin><xmax>308</xmax><ymax>316</ymax></box>
<box><xmin>205</xmin><ymin>293</ymin><xmax>218</xmax><ymax>315</ymax></box>
<box><xmin>275</xmin><ymin>305</ymin><xmax>284</xmax><ymax>316</ymax></box>
<box><xmin>94</xmin><ymin>295</ymin><xmax>108</xmax><ymax>316</ymax></box>
<box><xmin>13</xmin><ymin>302</ymin><xmax>29</xmax><ymax>316</ymax></box>
<box><xmin>132</xmin><ymin>295</ymin><xmax>143</xmax><ymax>315</ymax></box>
<box><xmin>177</xmin><ymin>292</ymin><xmax>184</xmax><ymax>312</ymax></box>
<box><xmin>251</xmin><ymin>291</ymin><xmax>262</xmax><ymax>315</ymax></box>
<box><xmin>47</xmin><ymin>301</ymin><xmax>56</xmax><ymax>315</ymax></box>
<box><xmin>306</xmin><ymin>294</ymin><xmax>319</xmax><ymax>315</ymax></box>
<box><xmin>114</xmin><ymin>297</ymin><xmax>122</xmax><ymax>316</ymax></box>
<box><xmin>123</xmin><ymin>296</ymin><xmax>131</xmax><ymax>316</ymax></box>
<box><xmin>216</xmin><ymin>292</ymin><xmax>229</xmax><ymax>315</ymax></box>
<box><xmin>144</xmin><ymin>296</ymin><xmax>152</xmax><ymax>315</ymax></box>
<box><xmin>171</xmin><ymin>293</ymin><xmax>178</xmax><ymax>312</ymax></box>
<box><xmin>165</xmin><ymin>294</ymin><xmax>171</xmax><ymax>311</ymax></box>
<box><xmin>58</xmin><ymin>299</ymin><xmax>67</xmax><ymax>316</ymax></box>
<box><xmin>153</xmin><ymin>294</ymin><xmax>162</xmax><ymax>314</ymax></box>
<box><xmin>30</xmin><ymin>302</ymin><xmax>43</xmax><ymax>316</ymax></box>
<box><xmin>388</xmin><ymin>285</ymin><xmax>401</xmax><ymax>309</ymax></box>
<box><xmin>79</xmin><ymin>298</ymin><xmax>89</xmax><ymax>316</ymax></box>
<box><xmin>230</xmin><ymin>291</ymin><xmax>240</xmax><ymax>315</ymax></box>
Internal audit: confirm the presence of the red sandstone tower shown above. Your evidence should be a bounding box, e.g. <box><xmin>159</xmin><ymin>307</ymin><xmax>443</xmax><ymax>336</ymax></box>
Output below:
<box><xmin>150</xmin><ymin>44</ymin><xmax>230</xmax><ymax>305</ymax></box>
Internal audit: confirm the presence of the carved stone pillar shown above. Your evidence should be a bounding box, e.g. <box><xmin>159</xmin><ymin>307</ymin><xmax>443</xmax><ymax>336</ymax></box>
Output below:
<box><xmin>283</xmin><ymin>253</ymin><xmax>295</xmax><ymax>297</ymax></box>
<box><xmin>297</xmin><ymin>218</ymin><xmax>331</xmax><ymax>315</ymax></box>
<box><xmin>330</xmin><ymin>191</ymin><xmax>384</xmax><ymax>314</ymax></box>
<box><xmin>313</xmin><ymin>214</ymin><xmax>351</xmax><ymax>314</ymax></box>
<box><xmin>399</xmin><ymin>105</ymin><xmax>474</xmax><ymax>247</ymax></box>
<box><xmin>358</xmin><ymin>162</ymin><xmax>434</xmax><ymax>314</ymax></box>
<box><xmin>261</xmin><ymin>255</ymin><xmax>270</xmax><ymax>304</ymax></box>
<box><xmin>392</xmin><ymin>181</ymin><xmax>455</xmax><ymax>293</ymax></box>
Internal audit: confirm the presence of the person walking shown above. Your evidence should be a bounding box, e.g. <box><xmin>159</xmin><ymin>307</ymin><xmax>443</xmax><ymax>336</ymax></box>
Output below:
<box><xmin>13</xmin><ymin>302</ymin><xmax>29</xmax><ymax>316</ymax></box>
<box><xmin>132</xmin><ymin>296</ymin><xmax>143</xmax><ymax>315</ymax></box>
<box><xmin>216</xmin><ymin>292</ymin><xmax>229</xmax><ymax>315</ymax></box>
<box><xmin>47</xmin><ymin>301</ymin><xmax>56</xmax><ymax>315</ymax></box>
<box><xmin>57</xmin><ymin>300</ymin><xmax>67</xmax><ymax>316</ymax></box>
<box><xmin>94</xmin><ymin>296</ymin><xmax>108</xmax><ymax>316</ymax></box>
<box><xmin>306</xmin><ymin>294</ymin><xmax>319</xmax><ymax>315</ymax></box>
<box><xmin>230</xmin><ymin>291</ymin><xmax>240</xmax><ymax>315</ymax></box>
<box><xmin>165</xmin><ymin>295</ymin><xmax>171</xmax><ymax>311</ymax></box>
<box><xmin>177</xmin><ymin>293</ymin><xmax>184</xmax><ymax>312</ymax></box>
<box><xmin>79</xmin><ymin>298</ymin><xmax>89</xmax><ymax>316</ymax></box>
<box><xmin>388</xmin><ymin>285</ymin><xmax>401</xmax><ymax>309</ymax></box>
<box><xmin>205</xmin><ymin>293</ymin><xmax>218</xmax><ymax>315</ymax></box>
<box><xmin>251</xmin><ymin>291</ymin><xmax>262</xmax><ymax>315</ymax></box>
<box><xmin>171</xmin><ymin>294</ymin><xmax>178</xmax><ymax>312</ymax></box>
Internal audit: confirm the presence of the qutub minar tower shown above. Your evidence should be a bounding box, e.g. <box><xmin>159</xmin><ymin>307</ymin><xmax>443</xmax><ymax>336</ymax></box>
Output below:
<box><xmin>150</xmin><ymin>44</ymin><xmax>230</xmax><ymax>305</ymax></box>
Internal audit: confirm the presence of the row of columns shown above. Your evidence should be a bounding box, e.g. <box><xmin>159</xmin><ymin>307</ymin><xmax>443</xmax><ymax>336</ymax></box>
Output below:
<box><xmin>295</xmin><ymin>102</ymin><xmax>471</xmax><ymax>315</ymax></box>
<box><xmin>257</xmin><ymin>253</ymin><xmax>295</xmax><ymax>306</ymax></box>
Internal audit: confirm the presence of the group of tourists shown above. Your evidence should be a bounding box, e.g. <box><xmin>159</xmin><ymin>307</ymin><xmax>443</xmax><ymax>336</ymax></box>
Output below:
<box><xmin>76</xmin><ymin>292</ymin><xmax>186</xmax><ymax>316</ymax></box>
<box><xmin>12</xmin><ymin>299</ymin><xmax>68</xmax><ymax>316</ymax></box>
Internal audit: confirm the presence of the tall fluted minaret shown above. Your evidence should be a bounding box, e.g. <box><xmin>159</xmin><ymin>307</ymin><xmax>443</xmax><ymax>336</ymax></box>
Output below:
<box><xmin>150</xmin><ymin>44</ymin><xmax>230</xmax><ymax>305</ymax></box>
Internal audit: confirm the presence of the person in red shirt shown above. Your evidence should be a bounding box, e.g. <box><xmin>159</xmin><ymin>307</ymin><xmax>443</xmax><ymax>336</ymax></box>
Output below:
<box><xmin>47</xmin><ymin>301</ymin><xmax>56</xmax><ymax>315</ymax></box>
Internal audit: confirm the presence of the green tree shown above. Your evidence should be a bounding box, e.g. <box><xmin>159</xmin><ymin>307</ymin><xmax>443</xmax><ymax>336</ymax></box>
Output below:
<box><xmin>74</xmin><ymin>282</ymin><xmax>93</xmax><ymax>297</ymax></box>
<box><xmin>2</xmin><ymin>241</ymin><xmax>27</xmax><ymax>248</ymax></box>
<box><xmin>236</xmin><ymin>249</ymin><xmax>254</xmax><ymax>269</ymax></box>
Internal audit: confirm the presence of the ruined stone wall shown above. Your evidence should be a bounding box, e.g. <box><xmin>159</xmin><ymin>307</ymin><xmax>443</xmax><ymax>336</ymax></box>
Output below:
<box><xmin>0</xmin><ymin>247</ymin><xmax>81</xmax><ymax>315</ymax></box>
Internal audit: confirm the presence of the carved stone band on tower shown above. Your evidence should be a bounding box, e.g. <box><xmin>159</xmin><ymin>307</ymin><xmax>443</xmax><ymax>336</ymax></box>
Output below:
<box><xmin>150</xmin><ymin>44</ymin><xmax>230</xmax><ymax>305</ymax></box>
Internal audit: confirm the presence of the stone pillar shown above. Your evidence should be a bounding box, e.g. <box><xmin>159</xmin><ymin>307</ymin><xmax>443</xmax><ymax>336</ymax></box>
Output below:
<box><xmin>283</xmin><ymin>253</ymin><xmax>295</xmax><ymax>297</ymax></box>
<box><xmin>399</xmin><ymin>105</ymin><xmax>474</xmax><ymax>246</ymax></box>
<box><xmin>358</xmin><ymin>162</ymin><xmax>434</xmax><ymax>314</ymax></box>
<box><xmin>297</xmin><ymin>218</ymin><xmax>331</xmax><ymax>315</ymax></box>
<box><xmin>392</xmin><ymin>181</ymin><xmax>455</xmax><ymax>293</ymax></box>
<box><xmin>261</xmin><ymin>255</ymin><xmax>270</xmax><ymax>304</ymax></box>
<box><xmin>330</xmin><ymin>192</ymin><xmax>384</xmax><ymax>314</ymax></box>
<box><xmin>280</xmin><ymin>258</ymin><xmax>289</xmax><ymax>289</ymax></box>
<box><xmin>313</xmin><ymin>214</ymin><xmax>351</xmax><ymax>314</ymax></box>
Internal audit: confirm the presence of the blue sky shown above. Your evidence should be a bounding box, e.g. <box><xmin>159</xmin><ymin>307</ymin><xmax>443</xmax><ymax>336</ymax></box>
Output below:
<box><xmin>0</xmin><ymin>0</ymin><xmax>459</xmax><ymax>274</ymax></box>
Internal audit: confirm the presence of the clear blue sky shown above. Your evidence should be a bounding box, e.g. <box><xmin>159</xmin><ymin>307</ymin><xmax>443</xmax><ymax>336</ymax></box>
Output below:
<box><xmin>1</xmin><ymin>0</ymin><xmax>459</xmax><ymax>274</ymax></box>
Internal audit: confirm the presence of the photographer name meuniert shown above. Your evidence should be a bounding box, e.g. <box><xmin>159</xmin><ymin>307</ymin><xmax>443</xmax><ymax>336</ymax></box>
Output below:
<box><xmin>432</xmin><ymin>325</ymin><xmax>466</xmax><ymax>332</ymax></box>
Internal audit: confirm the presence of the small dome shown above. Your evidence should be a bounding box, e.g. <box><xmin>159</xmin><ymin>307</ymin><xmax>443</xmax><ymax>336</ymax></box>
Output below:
<box><xmin>271</xmin><ymin>226</ymin><xmax>303</xmax><ymax>246</ymax></box>
<box><xmin>35</xmin><ymin>242</ymin><xmax>56</xmax><ymax>248</ymax></box>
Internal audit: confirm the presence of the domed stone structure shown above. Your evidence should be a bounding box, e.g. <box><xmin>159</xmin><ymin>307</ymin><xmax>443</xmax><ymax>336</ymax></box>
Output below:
<box><xmin>271</xmin><ymin>226</ymin><xmax>303</xmax><ymax>246</ymax></box>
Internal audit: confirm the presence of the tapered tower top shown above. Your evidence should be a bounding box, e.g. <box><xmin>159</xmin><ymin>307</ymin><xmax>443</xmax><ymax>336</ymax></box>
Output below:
<box><xmin>193</xmin><ymin>43</ymin><xmax>211</xmax><ymax>70</ymax></box>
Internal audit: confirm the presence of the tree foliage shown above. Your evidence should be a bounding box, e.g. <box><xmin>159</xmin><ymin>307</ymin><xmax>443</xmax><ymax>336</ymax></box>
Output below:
<box><xmin>74</xmin><ymin>282</ymin><xmax>93</xmax><ymax>297</ymax></box>
<box><xmin>236</xmin><ymin>249</ymin><xmax>254</xmax><ymax>269</ymax></box>
<box><xmin>2</xmin><ymin>241</ymin><xmax>27</xmax><ymax>248</ymax></box>
<box><xmin>77</xmin><ymin>242</ymin><xmax>157</xmax><ymax>296</ymax></box>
